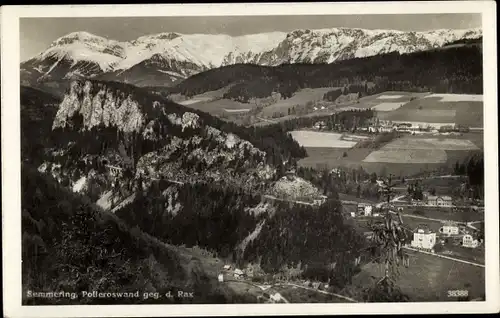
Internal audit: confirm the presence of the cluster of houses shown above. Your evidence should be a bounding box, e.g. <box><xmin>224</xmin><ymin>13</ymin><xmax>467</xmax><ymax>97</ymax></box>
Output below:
<box><xmin>357</xmin><ymin>120</ymin><xmax>428</xmax><ymax>134</ymax></box>
<box><xmin>218</xmin><ymin>265</ymin><xmax>249</xmax><ymax>283</ymax></box>
<box><xmin>426</xmin><ymin>195</ymin><xmax>453</xmax><ymax>207</ymax></box>
<box><xmin>410</xmin><ymin>223</ymin><xmax>481</xmax><ymax>251</ymax></box>
<box><xmin>408</xmin><ymin>193</ymin><xmax>454</xmax><ymax>207</ymax></box>
<box><xmin>350</xmin><ymin>203</ymin><xmax>381</xmax><ymax>218</ymax></box>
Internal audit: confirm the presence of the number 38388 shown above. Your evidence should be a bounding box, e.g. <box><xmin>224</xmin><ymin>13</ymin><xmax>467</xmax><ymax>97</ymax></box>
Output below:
<box><xmin>447</xmin><ymin>290</ymin><xmax>469</xmax><ymax>298</ymax></box>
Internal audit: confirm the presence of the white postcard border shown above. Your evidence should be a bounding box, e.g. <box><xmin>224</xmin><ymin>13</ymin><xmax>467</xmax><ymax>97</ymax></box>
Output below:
<box><xmin>2</xmin><ymin>2</ymin><xmax>498</xmax><ymax>317</ymax></box>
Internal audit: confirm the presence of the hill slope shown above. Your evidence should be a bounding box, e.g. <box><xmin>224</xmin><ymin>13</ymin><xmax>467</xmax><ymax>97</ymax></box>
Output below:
<box><xmin>22</xmin><ymin>164</ymin><xmax>242</xmax><ymax>305</ymax></box>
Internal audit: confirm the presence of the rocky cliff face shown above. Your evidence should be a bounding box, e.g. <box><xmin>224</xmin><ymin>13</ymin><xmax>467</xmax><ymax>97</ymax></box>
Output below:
<box><xmin>52</xmin><ymin>81</ymin><xmax>145</xmax><ymax>133</ymax></box>
<box><xmin>37</xmin><ymin>79</ymin><xmax>277</xmax><ymax>207</ymax></box>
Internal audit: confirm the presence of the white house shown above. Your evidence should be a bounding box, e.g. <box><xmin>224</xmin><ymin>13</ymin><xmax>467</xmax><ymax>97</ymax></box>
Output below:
<box><xmin>427</xmin><ymin>195</ymin><xmax>453</xmax><ymax>207</ymax></box>
<box><xmin>218</xmin><ymin>274</ymin><xmax>224</xmax><ymax>282</ymax></box>
<box><xmin>270</xmin><ymin>293</ymin><xmax>285</xmax><ymax>303</ymax></box>
<box><xmin>357</xmin><ymin>203</ymin><xmax>373</xmax><ymax>216</ymax></box>
<box><xmin>234</xmin><ymin>268</ymin><xmax>245</xmax><ymax>279</ymax></box>
<box><xmin>462</xmin><ymin>234</ymin><xmax>479</xmax><ymax>248</ymax></box>
<box><xmin>411</xmin><ymin>227</ymin><xmax>436</xmax><ymax>250</ymax></box>
<box><xmin>223</xmin><ymin>264</ymin><xmax>232</xmax><ymax>270</ymax></box>
<box><xmin>314</xmin><ymin>121</ymin><xmax>326</xmax><ymax>130</ymax></box>
<box><xmin>313</xmin><ymin>195</ymin><xmax>328</xmax><ymax>206</ymax></box>
<box><xmin>439</xmin><ymin>222</ymin><xmax>460</xmax><ymax>236</ymax></box>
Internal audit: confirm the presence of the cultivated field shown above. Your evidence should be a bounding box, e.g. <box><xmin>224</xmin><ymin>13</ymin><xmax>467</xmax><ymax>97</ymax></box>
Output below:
<box><xmin>186</xmin><ymin>98</ymin><xmax>256</xmax><ymax>116</ymax></box>
<box><xmin>356</xmin><ymin>91</ymin><xmax>431</xmax><ymax>110</ymax></box>
<box><xmin>290</xmin><ymin>131</ymin><xmax>358</xmax><ymax>148</ymax></box>
<box><xmin>377</xmin><ymin>93</ymin><xmax>483</xmax><ymax>127</ymax></box>
<box><xmin>347</xmin><ymin>250</ymin><xmax>485</xmax><ymax>301</ymax></box>
<box><xmin>371</xmin><ymin>102</ymin><xmax>403</xmax><ymax>111</ymax></box>
<box><xmin>361</xmin><ymin>136</ymin><xmax>480</xmax><ymax>164</ymax></box>
<box><xmin>260</xmin><ymin>87</ymin><xmax>339</xmax><ymax>117</ymax></box>
<box><xmin>422</xmin><ymin>94</ymin><xmax>483</xmax><ymax>102</ymax></box>
<box><xmin>384</xmin><ymin>136</ymin><xmax>480</xmax><ymax>151</ymax></box>
<box><xmin>224</xmin><ymin>108</ymin><xmax>250</xmax><ymax>113</ymax></box>
<box><xmin>363</xmin><ymin>149</ymin><xmax>448</xmax><ymax>164</ymax></box>
<box><xmin>298</xmin><ymin>133</ymin><xmax>482</xmax><ymax>177</ymax></box>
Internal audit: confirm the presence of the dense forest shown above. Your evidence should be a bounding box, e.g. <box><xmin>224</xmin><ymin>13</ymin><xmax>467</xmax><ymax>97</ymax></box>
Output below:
<box><xmin>243</xmin><ymin>198</ymin><xmax>366</xmax><ymax>289</ymax></box>
<box><xmin>168</xmin><ymin>45</ymin><xmax>482</xmax><ymax>102</ymax></box>
<box><xmin>453</xmin><ymin>153</ymin><xmax>485</xmax><ymax>199</ymax></box>
<box><xmin>296</xmin><ymin>166</ymin><xmax>382</xmax><ymax>201</ymax></box>
<box><xmin>21</xmin><ymin>164</ymin><xmax>250</xmax><ymax>305</ymax></box>
<box><xmin>20</xmin><ymin>86</ymin><xmax>60</xmax><ymax>163</ymax></box>
<box><xmin>115</xmin><ymin>181</ymin><xmax>262</xmax><ymax>258</ymax></box>
<box><xmin>113</xmin><ymin>178</ymin><xmax>367</xmax><ymax>291</ymax></box>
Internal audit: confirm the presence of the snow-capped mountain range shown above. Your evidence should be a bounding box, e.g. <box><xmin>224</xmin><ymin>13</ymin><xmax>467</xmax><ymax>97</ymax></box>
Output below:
<box><xmin>21</xmin><ymin>27</ymin><xmax>482</xmax><ymax>87</ymax></box>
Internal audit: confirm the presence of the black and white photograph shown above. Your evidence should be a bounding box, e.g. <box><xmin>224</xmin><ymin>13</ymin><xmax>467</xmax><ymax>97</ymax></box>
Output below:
<box><xmin>2</xmin><ymin>2</ymin><xmax>499</xmax><ymax>317</ymax></box>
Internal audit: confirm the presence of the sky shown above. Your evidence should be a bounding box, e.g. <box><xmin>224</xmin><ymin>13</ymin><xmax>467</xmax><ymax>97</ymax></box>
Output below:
<box><xmin>20</xmin><ymin>14</ymin><xmax>481</xmax><ymax>61</ymax></box>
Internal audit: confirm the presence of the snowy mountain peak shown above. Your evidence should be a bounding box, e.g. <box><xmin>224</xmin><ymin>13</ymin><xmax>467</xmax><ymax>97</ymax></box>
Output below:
<box><xmin>50</xmin><ymin>31</ymin><xmax>114</xmax><ymax>47</ymax></box>
<box><xmin>22</xmin><ymin>27</ymin><xmax>482</xmax><ymax>87</ymax></box>
<box><xmin>135</xmin><ymin>32</ymin><xmax>181</xmax><ymax>42</ymax></box>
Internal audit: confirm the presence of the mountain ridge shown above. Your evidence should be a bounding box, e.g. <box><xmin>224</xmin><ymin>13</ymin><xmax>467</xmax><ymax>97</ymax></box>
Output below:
<box><xmin>21</xmin><ymin>27</ymin><xmax>482</xmax><ymax>87</ymax></box>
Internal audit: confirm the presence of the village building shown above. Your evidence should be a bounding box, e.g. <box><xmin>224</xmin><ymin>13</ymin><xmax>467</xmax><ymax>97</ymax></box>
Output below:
<box><xmin>411</xmin><ymin>227</ymin><xmax>436</xmax><ymax>250</ymax></box>
<box><xmin>357</xmin><ymin>203</ymin><xmax>373</xmax><ymax>216</ymax></box>
<box><xmin>223</xmin><ymin>264</ymin><xmax>232</xmax><ymax>271</ymax></box>
<box><xmin>426</xmin><ymin>195</ymin><xmax>453</xmax><ymax>207</ymax></box>
<box><xmin>330</xmin><ymin>168</ymin><xmax>341</xmax><ymax>177</ymax></box>
<box><xmin>314</xmin><ymin>121</ymin><xmax>326</xmax><ymax>130</ymax></box>
<box><xmin>270</xmin><ymin>292</ymin><xmax>285</xmax><ymax>303</ymax></box>
<box><xmin>218</xmin><ymin>274</ymin><xmax>224</xmax><ymax>282</ymax></box>
<box><xmin>439</xmin><ymin>221</ymin><xmax>460</xmax><ymax>236</ymax></box>
<box><xmin>379</xmin><ymin>126</ymin><xmax>395</xmax><ymax>133</ymax></box>
<box><xmin>462</xmin><ymin>234</ymin><xmax>479</xmax><ymax>248</ymax></box>
<box><xmin>313</xmin><ymin>195</ymin><xmax>328</xmax><ymax>206</ymax></box>
<box><xmin>234</xmin><ymin>268</ymin><xmax>245</xmax><ymax>279</ymax></box>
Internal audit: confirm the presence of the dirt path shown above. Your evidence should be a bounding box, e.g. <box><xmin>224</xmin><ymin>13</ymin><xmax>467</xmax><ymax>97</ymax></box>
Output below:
<box><xmin>284</xmin><ymin>283</ymin><xmax>358</xmax><ymax>303</ymax></box>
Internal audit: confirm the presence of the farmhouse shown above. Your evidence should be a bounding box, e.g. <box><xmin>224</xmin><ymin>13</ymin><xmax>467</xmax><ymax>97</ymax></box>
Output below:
<box><xmin>314</xmin><ymin>121</ymin><xmax>326</xmax><ymax>130</ymax></box>
<box><xmin>234</xmin><ymin>269</ymin><xmax>246</xmax><ymax>279</ymax></box>
<box><xmin>330</xmin><ymin>168</ymin><xmax>341</xmax><ymax>177</ymax></box>
<box><xmin>357</xmin><ymin>203</ymin><xmax>373</xmax><ymax>216</ymax></box>
<box><xmin>411</xmin><ymin>227</ymin><xmax>436</xmax><ymax>250</ymax></box>
<box><xmin>439</xmin><ymin>221</ymin><xmax>459</xmax><ymax>236</ymax></box>
<box><xmin>368</xmin><ymin>125</ymin><xmax>395</xmax><ymax>133</ymax></box>
<box><xmin>313</xmin><ymin>195</ymin><xmax>328</xmax><ymax>206</ymax></box>
<box><xmin>462</xmin><ymin>234</ymin><xmax>479</xmax><ymax>248</ymax></box>
<box><xmin>427</xmin><ymin>195</ymin><xmax>453</xmax><ymax>207</ymax></box>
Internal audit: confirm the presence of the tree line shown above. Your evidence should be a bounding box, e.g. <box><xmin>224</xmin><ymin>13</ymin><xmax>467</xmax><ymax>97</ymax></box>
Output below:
<box><xmin>169</xmin><ymin>45</ymin><xmax>482</xmax><ymax>102</ymax></box>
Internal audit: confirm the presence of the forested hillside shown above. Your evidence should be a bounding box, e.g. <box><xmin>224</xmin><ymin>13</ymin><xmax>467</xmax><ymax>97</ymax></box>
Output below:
<box><xmin>167</xmin><ymin>45</ymin><xmax>482</xmax><ymax>102</ymax></box>
<box><xmin>114</xmin><ymin>178</ymin><xmax>366</xmax><ymax>291</ymax></box>
<box><xmin>22</xmin><ymin>164</ymin><xmax>243</xmax><ymax>305</ymax></box>
<box><xmin>21</xmin><ymin>86</ymin><xmax>60</xmax><ymax>163</ymax></box>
